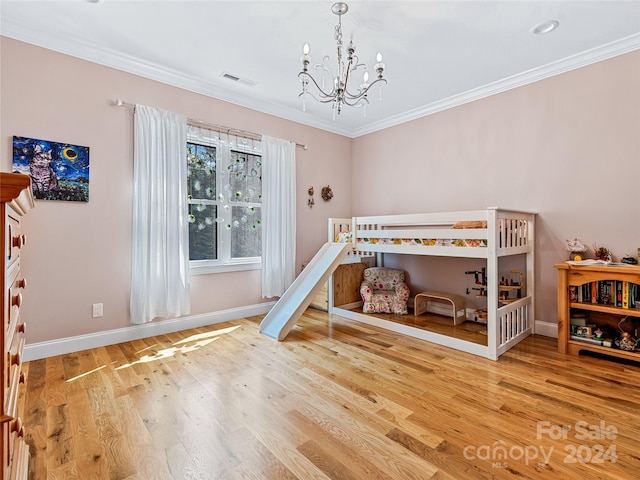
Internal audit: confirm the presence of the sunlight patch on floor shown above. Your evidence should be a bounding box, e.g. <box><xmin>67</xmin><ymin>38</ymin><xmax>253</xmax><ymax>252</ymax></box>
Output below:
<box><xmin>66</xmin><ymin>363</ymin><xmax>113</xmax><ymax>383</ymax></box>
<box><xmin>175</xmin><ymin>325</ymin><xmax>241</xmax><ymax>345</ymax></box>
<box><xmin>63</xmin><ymin>326</ymin><xmax>244</xmax><ymax>379</ymax></box>
<box><xmin>115</xmin><ymin>325</ymin><xmax>242</xmax><ymax>371</ymax></box>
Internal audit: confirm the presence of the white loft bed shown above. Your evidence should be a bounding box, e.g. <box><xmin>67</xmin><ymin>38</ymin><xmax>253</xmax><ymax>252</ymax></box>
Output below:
<box><xmin>327</xmin><ymin>208</ymin><xmax>536</xmax><ymax>360</ymax></box>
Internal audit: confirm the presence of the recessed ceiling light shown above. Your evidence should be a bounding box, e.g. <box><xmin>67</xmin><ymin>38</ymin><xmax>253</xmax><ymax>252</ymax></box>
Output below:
<box><xmin>531</xmin><ymin>20</ymin><xmax>559</xmax><ymax>35</ymax></box>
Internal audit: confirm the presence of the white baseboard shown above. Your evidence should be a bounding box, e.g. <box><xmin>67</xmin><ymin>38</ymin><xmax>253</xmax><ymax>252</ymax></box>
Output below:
<box><xmin>23</xmin><ymin>302</ymin><xmax>275</xmax><ymax>362</ymax></box>
<box><xmin>534</xmin><ymin>321</ymin><xmax>558</xmax><ymax>338</ymax></box>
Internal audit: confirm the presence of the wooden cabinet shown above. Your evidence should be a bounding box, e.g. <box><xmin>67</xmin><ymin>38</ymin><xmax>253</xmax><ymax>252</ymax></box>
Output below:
<box><xmin>306</xmin><ymin>262</ymin><xmax>368</xmax><ymax>311</ymax></box>
<box><xmin>555</xmin><ymin>262</ymin><xmax>640</xmax><ymax>362</ymax></box>
<box><xmin>1</xmin><ymin>173</ymin><xmax>34</xmax><ymax>480</ymax></box>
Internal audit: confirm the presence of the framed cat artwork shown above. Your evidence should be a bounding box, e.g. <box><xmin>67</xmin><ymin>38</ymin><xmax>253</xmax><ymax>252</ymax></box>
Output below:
<box><xmin>12</xmin><ymin>136</ymin><xmax>90</xmax><ymax>202</ymax></box>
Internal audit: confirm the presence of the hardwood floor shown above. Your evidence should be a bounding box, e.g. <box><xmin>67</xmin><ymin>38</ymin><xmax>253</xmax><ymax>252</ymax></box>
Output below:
<box><xmin>22</xmin><ymin>310</ymin><xmax>640</xmax><ymax>479</ymax></box>
<box><xmin>342</xmin><ymin>307</ymin><xmax>490</xmax><ymax>345</ymax></box>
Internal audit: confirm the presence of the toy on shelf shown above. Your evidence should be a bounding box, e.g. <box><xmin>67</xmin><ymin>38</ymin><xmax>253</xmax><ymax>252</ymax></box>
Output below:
<box><xmin>498</xmin><ymin>270</ymin><xmax>523</xmax><ymax>304</ymax></box>
<box><xmin>621</xmin><ymin>254</ymin><xmax>638</xmax><ymax>265</ymax></box>
<box><xmin>465</xmin><ymin>268</ymin><xmax>525</xmax><ymax>322</ymax></box>
<box><xmin>566</xmin><ymin>238</ymin><xmax>587</xmax><ymax>261</ymax></box>
<box><xmin>465</xmin><ymin>268</ymin><xmax>486</xmax><ymax>322</ymax></box>
<box><xmin>593</xmin><ymin>243</ymin><xmax>612</xmax><ymax>262</ymax></box>
<box><xmin>616</xmin><ymin>316</ymin><xmax>639</xmax><ymax>351</ymax></box>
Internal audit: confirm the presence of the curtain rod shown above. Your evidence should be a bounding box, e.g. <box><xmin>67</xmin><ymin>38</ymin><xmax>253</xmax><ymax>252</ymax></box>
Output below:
<box><xmin>115</xmin><ymin>99</ymin><xmax>308</xmax><ymax>150</ymax></box>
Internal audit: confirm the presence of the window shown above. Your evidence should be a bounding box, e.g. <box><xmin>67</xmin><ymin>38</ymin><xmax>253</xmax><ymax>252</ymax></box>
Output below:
<box><xmin>187</xmin><ymin>128</ymin><xmax>262</xmax><ymax>274</ymax></box>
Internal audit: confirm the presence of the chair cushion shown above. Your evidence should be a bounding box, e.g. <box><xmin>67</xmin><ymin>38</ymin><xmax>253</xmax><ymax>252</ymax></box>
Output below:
<box><xmin>363</xmin><ymin>267</ymin><xmax>405</xmax><ymax>291</ymax></box>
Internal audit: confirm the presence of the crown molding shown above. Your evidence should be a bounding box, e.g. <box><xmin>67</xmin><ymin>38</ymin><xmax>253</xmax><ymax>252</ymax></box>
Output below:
<box><xmin>0</xmin><ymin>22</ymin><xmax>354</xmax><ymax>137</ymax></box>
<box><xmin>352</xmin><ymin>33</ymin><xmax>640</xmax><ymax>137</ymax></box>
<box><xmin>3</xmin><ymin>21</ymin><xmax>639</xmax><ymax>139</ymax></box>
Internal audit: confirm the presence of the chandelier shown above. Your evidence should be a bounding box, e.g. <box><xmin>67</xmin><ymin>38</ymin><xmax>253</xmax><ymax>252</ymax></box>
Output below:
<box><xmin>298</xmin><ymin>2</ymin><xmax>386</xmax><ymax>119</ymax></box>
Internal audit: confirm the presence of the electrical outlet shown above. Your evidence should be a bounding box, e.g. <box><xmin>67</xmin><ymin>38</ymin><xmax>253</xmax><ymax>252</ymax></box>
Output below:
<box><xmin>92</xmin><ymin>303</ymin><xmax>103</xmax><ymax>318</ymax></box>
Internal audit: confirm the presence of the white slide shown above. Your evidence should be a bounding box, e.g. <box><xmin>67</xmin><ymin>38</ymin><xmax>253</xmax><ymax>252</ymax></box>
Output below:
<box><xmin>260</xmin><ymin>242</ymin><xmax>352</xmax><ymax>341</ymax></box>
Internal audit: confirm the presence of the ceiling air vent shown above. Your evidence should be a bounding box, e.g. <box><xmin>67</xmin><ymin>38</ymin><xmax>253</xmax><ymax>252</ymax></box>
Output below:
<box><xmin>221</xmin><ymin>72</ymin><xmax>257</xmax><ymax>87</ymax></box>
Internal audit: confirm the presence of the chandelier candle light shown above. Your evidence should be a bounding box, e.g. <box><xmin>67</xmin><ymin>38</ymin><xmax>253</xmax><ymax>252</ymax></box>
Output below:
<box><xmin>298</xmin><ymin>2</ymin><xmax>387</xmax><ymax>119</ymax></box>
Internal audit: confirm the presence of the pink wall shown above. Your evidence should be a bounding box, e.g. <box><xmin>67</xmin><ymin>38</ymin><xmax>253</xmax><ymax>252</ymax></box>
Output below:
<box><xmin>1</xmin><ymin>38</ymin><xmax>352</xmax><ymax>343</ymax></box>
<box><xmin>352</xmin><ymin>50</ymin><xmax>640</xmax><ymax>324</ymax></box>
<box><xmin>2</xmin><ymin>37</ymin><xmax>638</xmax><ymax>345</ymax></box>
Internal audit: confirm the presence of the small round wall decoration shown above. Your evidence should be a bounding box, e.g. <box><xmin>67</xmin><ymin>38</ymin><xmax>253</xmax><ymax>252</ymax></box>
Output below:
<box><xmin>321</xmin><ymin>185</ymin><xmax>333</xmax><ymax>201</ymax></box>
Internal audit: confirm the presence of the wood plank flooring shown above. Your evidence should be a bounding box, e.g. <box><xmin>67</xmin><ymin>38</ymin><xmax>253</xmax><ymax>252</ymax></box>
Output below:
<box><xmin>21</xmin><ymin>310</ymin><xmax>640</xmax><ymax>479</ymax></box>
<box><xmin>341</xmin><ymin>306</ymin><xmax>490</xmax><ymax>345</ymax></box>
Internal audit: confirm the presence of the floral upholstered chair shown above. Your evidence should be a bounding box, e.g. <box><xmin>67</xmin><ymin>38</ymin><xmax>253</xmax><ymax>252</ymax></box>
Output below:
<box><xmin>360</xmin><ymin>267</ymin><xmax>410</xmax><ymax>314</ymax></box>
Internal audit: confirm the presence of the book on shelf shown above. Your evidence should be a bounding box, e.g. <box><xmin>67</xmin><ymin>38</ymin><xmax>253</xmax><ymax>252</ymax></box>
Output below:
<box><xmin>572</xmin><ymin>280</ymin><xmax>639</xmax><ymax>309</ymax></box>
<box><xmin>569</xmin><ymin>313</ymin><xmax>587</xmax><ymax>327</ymax></box>
<box><xmin>616</xmin><ymin>280</ymin><xmax>639</xmax><ymax>309</ymax></box>
<box><xmin>570</xmin><ymin>334</ymin><xmax>613</xmax><ymax>347</ymax></box>
<box><xmin>616</xmin><ymin>280</ymin><xmax>623</xmax><ymax>307</ymax></box>
<box><xmin>569</xmin><ymin>285</ymin><xmax>578</xmax><ymax>302</ymax></box>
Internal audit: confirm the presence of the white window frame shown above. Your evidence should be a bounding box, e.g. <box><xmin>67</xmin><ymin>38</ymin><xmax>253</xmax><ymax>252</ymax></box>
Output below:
<box><xmin>187</xmin><ymin>129</ymin><xmax>262</xmax><ymax>275</ymax></box>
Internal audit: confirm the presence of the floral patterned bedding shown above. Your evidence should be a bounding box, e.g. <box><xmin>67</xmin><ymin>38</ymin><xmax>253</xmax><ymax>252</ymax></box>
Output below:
<box><xmin>357</xmin><ymin>237</ymin><xmax>487</xmax><ymax>247</ymax></box>
<box><xmin>335</xmin><ymin>231</ymin><xmax>353</xmax><ymax>243</ymax></box>
<box><xmin>334</xmin><ymin>220</ymin><xmax>492</xmax><ymax>248</ymax></box>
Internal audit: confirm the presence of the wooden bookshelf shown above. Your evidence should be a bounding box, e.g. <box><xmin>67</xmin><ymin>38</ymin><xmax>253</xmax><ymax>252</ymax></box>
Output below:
<box><xmin>555</xmin><ymin>262</ymin><xmax>640</xmax><ymax>362</ymax></box>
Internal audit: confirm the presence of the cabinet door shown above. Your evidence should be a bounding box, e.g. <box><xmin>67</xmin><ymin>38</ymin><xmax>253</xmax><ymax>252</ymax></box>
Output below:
<box><xmin>333</xmin><ymin>263</ymin><xmax>368</xmax><ymax>306</ymax></box>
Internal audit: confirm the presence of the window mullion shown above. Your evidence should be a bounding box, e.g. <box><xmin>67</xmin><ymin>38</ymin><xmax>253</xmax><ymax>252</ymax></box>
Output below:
<box><xmin>218</xmin><ymin>142</ymin><xmax>232</xmax><ymax>264</ymax></box>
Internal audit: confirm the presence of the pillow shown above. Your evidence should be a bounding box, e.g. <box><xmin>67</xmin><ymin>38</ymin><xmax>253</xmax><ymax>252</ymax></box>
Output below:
<box><xmin>452</xmin><ymin>220</ymin><xmax>487</xmax><ymax>229</ymax></box>
<box><xmin>335</xmin><ymin>231</ymin><xmax>353</xmax><ymax>243</ymax></box>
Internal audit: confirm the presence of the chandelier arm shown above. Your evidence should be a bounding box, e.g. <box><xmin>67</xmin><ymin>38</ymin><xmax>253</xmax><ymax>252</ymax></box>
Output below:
<box><xmin>369</xmin><ymin>77</ymin><xmax>388</xmax><ymax>87</ymax></box>
<box><xmin>317</xmin><ymin>55</ymin><xmax>336</xmax><ymax>76</ymax></box>
<box><xmin>341</xmin><ymin>96</ymin><xmax>370</xmax><ymax>107</ymax></box>
<box><xmin>344</xmin><ymin>68</ymin><xmax>366</xmax><ymax>97</ymax></box>
<box><xmin>348</xmin><ymin>55</ymin><xmax>364</xmax><ymax>70</ymax></box>
<box><xmin>301</xmin><ymin>73</ymin><xmax>388</xmax><ymax>109</ymax></box>
<box><xmin>343</xmin><ymin>86</ymin><xmax>365</xmax><ymax>100</ymax></box>
<box><xmin>342</xmin><ymin>77</ymin><xmax>387</xmax><ymax>104</ymax></box>
<box><xmin>343</xmin><ymin>81</ymin><xmax>386</xmax><ymax>107</ymax></box>
<box><xmin>314</xmin><ymin>58</ymin><xmax>338</xmax><ymax>96</ymax></box>
<box><xmin>298</xmin><ymin>72</ymin><xmax>336</xmax><ymax>99</ymax></box>
<box><xmin>298</xmin><ymin>90</ymin><xmax>341</xmax><ymax>104</ymax></box>
<box><xmin>361</xmin><ymin>77</ymin><xmax>387</xmax><ymax>95</ymax></box>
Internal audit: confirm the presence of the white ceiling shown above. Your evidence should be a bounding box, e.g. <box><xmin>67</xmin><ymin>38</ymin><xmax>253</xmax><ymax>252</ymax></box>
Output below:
<box><xmin>2</xmin><ymin>1</ymin><xmax>640</xmax><ymax>137</ymax></box>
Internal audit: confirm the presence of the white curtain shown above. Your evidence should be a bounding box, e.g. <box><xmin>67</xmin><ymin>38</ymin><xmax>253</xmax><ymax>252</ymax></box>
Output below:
<box><xmin>130</xmin><ymin>105</ymin><xmax>190</xmax><ymax>324</ymax></box>
<box><xmin>261</xmin><ymin>135</ymin><xmax>296</xmax><ymax>298</ymax></box>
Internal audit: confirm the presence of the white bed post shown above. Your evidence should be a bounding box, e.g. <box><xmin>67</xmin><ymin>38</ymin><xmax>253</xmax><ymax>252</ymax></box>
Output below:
<box><xmin>486</xmin><ymin>208</ymin><xmax>499</xmax><ymax>360</ymax></box>
<box><xmin>527</xmin><ymin>215</ymin><xmax>535</xmax><ymax>334</ymax></box>
<box><xmin>327</xmin><ymin>217</ymin><xmax>335</xmax><ymax>312</ymax></box>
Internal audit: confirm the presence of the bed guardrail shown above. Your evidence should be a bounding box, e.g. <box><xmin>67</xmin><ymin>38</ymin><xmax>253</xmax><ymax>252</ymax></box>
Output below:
<box><xmin>351</xmin><ymin>209</ymin><xmax>534</xmax><ymax>257</ymax></box>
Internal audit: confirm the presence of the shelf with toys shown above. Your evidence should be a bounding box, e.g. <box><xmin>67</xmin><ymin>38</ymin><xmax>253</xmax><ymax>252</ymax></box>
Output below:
<box><xmin>466</xmin><ymin>268</ymin><xmax>524</xmax><ymax>322</ymax></box>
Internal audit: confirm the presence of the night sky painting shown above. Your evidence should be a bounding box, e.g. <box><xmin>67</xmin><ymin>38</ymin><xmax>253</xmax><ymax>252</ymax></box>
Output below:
<box><xmin>12</xmin><ymin>136</ymin><xmax>90</xmax><ymax>202</ymax></box>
